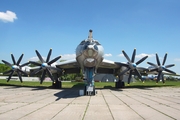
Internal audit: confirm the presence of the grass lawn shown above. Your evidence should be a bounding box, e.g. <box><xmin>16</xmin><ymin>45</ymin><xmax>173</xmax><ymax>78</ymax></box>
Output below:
<box><xmin>0</xmin><ymin>79</ymin><xmax>180</xmax><ymax>89</ymax></box>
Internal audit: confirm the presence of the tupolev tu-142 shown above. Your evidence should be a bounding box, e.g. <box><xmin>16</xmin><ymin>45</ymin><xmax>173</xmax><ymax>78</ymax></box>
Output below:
<box><xmin>2</xmin><ymin>30</ymin><xmax>176</xmax><ymax>95</ymax></box>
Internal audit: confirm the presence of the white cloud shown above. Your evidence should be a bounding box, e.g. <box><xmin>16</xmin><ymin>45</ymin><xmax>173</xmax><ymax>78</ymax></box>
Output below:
<box><xmin>28</xmin><ymin>56</ymin><xmax>46</xmax><ymax>61</ymax></box>
<box><xmin>28</xmin><ymin>54</ymin><xmax>76</xmax><ymax>62</ymax></box>
<box><xmin>174</xmin><ymin>58</ymin><xmax>180</xmax><ymax>62</ymax></box>
<box><xmin>117</xmin><ymin>54</ymin><xmax>124</xmax><ymax>57</ymax></box>
<box><xmin>61</xmin><ymin>54</ymin><xmax>76</xmax><ymax>60</ymax></box>
<box><xmin>136</xmin><ymin>53</ymin><xmax>155</xmax><ymax>58</ymax></box>
<box><xmin>0</xmin><ymin>10</ymin><xmax>17</xmax><ymax>23</ymax></box>
<box><xmin>104</xmin><ymin>54</ymin><xmax>112</xmax><ymax>57</ymax></box>
<box><xmin>117</xmin><ymin>53</ymin><xmax>155</xmax><ymax>59</ymax></box>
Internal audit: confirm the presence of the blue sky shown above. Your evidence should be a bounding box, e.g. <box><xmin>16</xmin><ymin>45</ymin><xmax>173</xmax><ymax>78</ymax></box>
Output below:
<box><xmin>0</xmin><ymin>0</ymin><xmax>180</xmax><ymax>74</ymax></box>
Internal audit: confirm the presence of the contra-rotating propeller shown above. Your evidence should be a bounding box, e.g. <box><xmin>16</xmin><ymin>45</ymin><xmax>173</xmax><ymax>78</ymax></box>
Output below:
<box><xmin>118</xmin><ymin>49</ymin><xmax>148</xmax><ymax>84</ymax></box>
<box><xmin>2</xmin><ymin>54</ymin><xmax>29</xmax><ymax>82</ymax></box>
<box><xmin>147</xmin><ymin>53</ymin><xmax>175</xmax><ymax>83</ymax></box>
<box><xmin>29</xmin><ymin>49</ymin><xmax>61</xmax><ymax>84</ymax></box>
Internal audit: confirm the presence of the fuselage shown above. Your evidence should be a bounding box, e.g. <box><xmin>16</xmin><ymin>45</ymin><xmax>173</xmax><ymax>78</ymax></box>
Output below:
<box><xmin>76</xmin><ymin>30</ymin><xmax>104</xmax><ymax>73</ymax></box>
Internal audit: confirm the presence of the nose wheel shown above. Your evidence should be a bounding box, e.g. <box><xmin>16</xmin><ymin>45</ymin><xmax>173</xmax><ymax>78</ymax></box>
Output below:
<box><xmin>84</xmin><ymin>85</ymin><xmax>96</xmax><ymax>95</ymax></box>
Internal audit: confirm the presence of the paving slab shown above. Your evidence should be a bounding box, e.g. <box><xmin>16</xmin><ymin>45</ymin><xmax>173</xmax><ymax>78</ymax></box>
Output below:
<box><xmin>0</xmin><ymin>86</ymin><xmax>180</xmax><ymax>120</ymax></box>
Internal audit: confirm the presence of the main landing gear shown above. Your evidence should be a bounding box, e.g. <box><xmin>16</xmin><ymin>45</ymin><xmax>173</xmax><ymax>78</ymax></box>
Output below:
<box><xmin>52</xmin><ymin>74</ymin><xmax>62</xmax><ymax>89</ymax></box>
<box><xmin>115</xmin><ymin>81</ymin><xmax>125</xmax><ymax>88</ymax></box>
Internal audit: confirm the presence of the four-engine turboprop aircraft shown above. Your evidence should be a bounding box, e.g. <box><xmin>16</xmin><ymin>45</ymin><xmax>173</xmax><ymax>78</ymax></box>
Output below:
<box><xmin>2</xmin><ymin>30</ymin><xmax>177</xmax><ymax>95</ymax></box>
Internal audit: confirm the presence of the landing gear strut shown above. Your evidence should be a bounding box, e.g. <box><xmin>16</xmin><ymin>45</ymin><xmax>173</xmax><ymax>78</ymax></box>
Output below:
<box><xmin>83</xmin><ymin>67</ymin><xmax>96</xmax><ymax>95</ymax></box>
<box><xmin>52</xmin><ymin>74</ymin><xmax>62</xmax><ymax>89</ymax></box>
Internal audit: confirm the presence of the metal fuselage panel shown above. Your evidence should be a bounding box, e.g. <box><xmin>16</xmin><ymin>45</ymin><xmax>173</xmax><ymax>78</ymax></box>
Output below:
<box><xmin>76</xmin><ymin>38</ymin><xmax>104</xmax><ymax>72</ymax></box>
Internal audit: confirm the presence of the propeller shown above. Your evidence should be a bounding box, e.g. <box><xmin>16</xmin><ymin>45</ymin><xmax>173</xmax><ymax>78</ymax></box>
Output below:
<box><xmin>2</xmin><ymin>54</ymin><xmax>29</xmax><ymax>82</ymax></box>
<box><xmin>147</xmin><ymin>53</ymin><xmax>175</xmax><ymax>83</ymax></box>
<box><xmin>119</xmin><ymin>49</ymin><xmax>148</xmax><ymax>84</ymax></box>
<box><xmin>29</xmin><ymin>49</ymin><xmax>61</xmax><ymax>84</ymax></box>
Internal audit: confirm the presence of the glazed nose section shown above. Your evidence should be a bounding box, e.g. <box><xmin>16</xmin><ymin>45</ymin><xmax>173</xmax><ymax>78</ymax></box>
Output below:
<box><xmin>87</xmin><ymin>45</ymin><xmax>94</xmax><ymax>57</ymax></box>
<box><xmin>84</xmin><ymin>44</ymin><xmax>98</xmax><ymax>57</ymax></box>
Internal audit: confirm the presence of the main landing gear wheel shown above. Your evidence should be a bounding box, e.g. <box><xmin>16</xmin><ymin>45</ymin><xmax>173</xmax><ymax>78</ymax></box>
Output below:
<box><xmin>115</xmin><ymin>81</ymin><xmax>125</xmax><ymax>88</ymax></box>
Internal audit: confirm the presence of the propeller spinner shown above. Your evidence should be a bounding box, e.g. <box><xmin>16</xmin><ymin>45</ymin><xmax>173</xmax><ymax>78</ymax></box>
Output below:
<box><xmin>2</xmin><ymin>54</ymin><xmax>29</xmax><ymax>82</ymax></box>
<box><xmin>29</xmin><ymin>49</ymin><xmax>61</xmax><ymax>84</ymax></box>
<box><xmin>119</xmin><ymin>49</ymin><xmax>148</xmax><ymax>84</ymax></box>
<box><xmin>147</xmin><ymin>53</ymin><xmax>176</xmax><ymax>83</ymax></box>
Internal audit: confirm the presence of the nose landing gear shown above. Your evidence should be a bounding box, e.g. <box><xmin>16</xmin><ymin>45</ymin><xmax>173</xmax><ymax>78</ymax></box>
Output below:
<box><xmin>84</xmin><ymin>85</ymin><xmax>96</xmax><ymax>96</ymax></box>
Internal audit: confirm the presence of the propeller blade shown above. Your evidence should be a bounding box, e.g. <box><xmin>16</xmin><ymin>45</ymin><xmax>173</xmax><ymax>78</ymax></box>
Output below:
<box><xmin>134</xmin><ymin>69</ymin><xmax>142</xmax><ymax>80</ymax></box>
<box><xmin>46</xmin><ymin>68</ymin><xmax>54</xmax><ymax>82</ymax></box>
<box><xmin>122</xmin><ymin>50</ymin><xmax>131</xmax><ymax>63</ymax></box>
<box><xmin>48</xmin><ymin>56</ymin><xmax>61</xmax><ymax>65</ymax></box>
<box><xmin>136</xmin><ymin>56</ymin><xmax>148</xmax><ymax>65</ymax></box>
<box><xmin>147</xmin><ymin>62</ymin><xmax>158</xmax><ymax>67</ymax></box>
<box><xmin>149</xmin><ymin>68</ymin><xmax>158</xmax><ymax>72</ymax></box>
<box><xmin>30</xmin><ymin>67</ymin><xmax>42</xmax><ymax>76</ymax></box>
<box><xmin>17</xmin><ymin>71</ymin><xmax>23</xmax><ymax>83</ymax></box>
<box><xmin>165</xmin><ymin>64</ymin><xmax>175</xmax><ymax>68</ymax></box>
<box><xmin>20</xmin><ymin>62</ymin><xmax>30</xmax><ymax>67</ymax></box>
<box><xmin>3</xmin><ymin>70</ymin><xmax>13</xmax><ymax>75</ymax></box>
<box><xmin>164</xmin><ymin>68</ymin><xmax>176</xmax><ymax>74</ymax></box>
<box><xmin>40</xmin><ymin>70</ymin><xmax>46</xmax><ymax>84</ymax></box>
<box><xmin>157</xmin><ymin>71</ymin><xmax>162</xmax><ymax>83</ymax></box>
<box><xmin>46</xmin><ymin>49</ymin><xmax>52</xmax><ymax>63</ymax></box>
<box><xmin>7</xmin><ymin>71</ymin><xmax>14</xmax><ymax>82</ymax></box>
<box><xmin>35</xmin><ymin>50</ymin><xmax>45</xmax><ymax>63</ymax></box>
<box><xmin>17</xmin><ymin>54</ymin><xmax>24</xmax><ymax>66</ymax></box>
<box><xmin>29</xmin><ymin>61</ymin><xmax>41</xmax><ymax>66</ymax></box>
<box><xmin>2</xmin><ymin>60</ymin><xmax>12</xmax><ymax>67</ymax></box>
<box><xmin>156</xmin><ymin>54</ymin><xmax>161</xmax><ymax>66</ymax></box>
<box><xmin>119</xmin><ymin>67</ymin><xmax>130</xmax><ymax>76</ymax></box>
<box><xmin>162</xmin><ymin>53</ymin><xmax>167</xmax><ymax>66</ymax></box>
<box><xmin>161</xmin><ymin>73</ymin><xmax>165</xmax><ymax>83</ymax></box>
<box><xmin>17</xmin><ymin>69</ymin><xmax>28</xmax><ymax>76</ymax></box>
<box><xmin>128</xmin><ymin>70</ymin><xmax>132</xmax><ymax>84</ymax></box>
<box><xmin>131</xmin><ymin>49</ymin><xmax>136</xmax><ymax>63</ymax></box>
<box><xmin>11</xmin><ymin>54</ymin><xmax>16</xmax><ymax>65</ymax></box>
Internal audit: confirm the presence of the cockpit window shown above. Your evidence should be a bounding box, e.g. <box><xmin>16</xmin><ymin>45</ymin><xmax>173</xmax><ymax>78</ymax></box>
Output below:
<box><xmin>94</xmin><ymin>41</ymin><xmax>101</xmax><ymax>45</ymax></box>
<box><xmin>94</xmin><ymin>45</ymin><xmax>98</xmax><ymax>50</ymax></box>
<box><xmin>80</xmin><ymin>40</ymin><xmax>86</xmax><ymax>45</ymax></box>
<box><xmin>79</xmin><ymin>39</ymin><xmax>101</xmax><ymax>45</ymax></box>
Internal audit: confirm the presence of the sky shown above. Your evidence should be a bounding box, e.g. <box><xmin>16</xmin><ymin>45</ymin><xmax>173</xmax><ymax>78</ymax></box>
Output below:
<box><xmin>0</xmin><ymin>0</ymin><xmax>180</xmax><ymax>74</ymax></box>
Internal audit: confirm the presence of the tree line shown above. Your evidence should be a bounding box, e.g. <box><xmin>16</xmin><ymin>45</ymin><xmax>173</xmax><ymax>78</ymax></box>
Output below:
<box><xmin>0</xmin><ymin>63</ymin><xmax>10</xmax><ymax>73</ymax></box>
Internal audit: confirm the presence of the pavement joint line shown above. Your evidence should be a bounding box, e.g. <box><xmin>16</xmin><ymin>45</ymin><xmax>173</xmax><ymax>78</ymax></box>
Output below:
<box><xmin>110</xmin><ymin>90</ymin><xmax>145</xmax><ymax>120</ymax></box>
<box><xmin>126</xmin><ymin>89</ymin><xmax>180</xmax><ymax>111</ymax></box>
<box><xmin>50</xmin><ymin>90</ymin><xmax>78</xmax><ymax>120</ymax></box>
<box><xmin>19</xmin><ymin>89</ymin><xmax>77</xmax><ymax>120</ymax></box>
<box><xmin>102</xmin><ymin>90</ymin><xmax>115</xmax><ymax>120</ymax></box>
<box><xmin>2</xmin><ymin>87</ymin><xmax>55</xmax><ymax>103</ymax></box>
<box><xmin>0</xmin><ymin>88</ymin><xmax>57</xmax><ymax>115</ymax></box>
<box><xmin>82</xmin><ymin>95</ymin><xmax>91</xmax><ymax>120</ymax></box>
<box><xmin>122</xmin><ymin>90</ymin><xmax>177</xmax><ymax>120</ymax></box>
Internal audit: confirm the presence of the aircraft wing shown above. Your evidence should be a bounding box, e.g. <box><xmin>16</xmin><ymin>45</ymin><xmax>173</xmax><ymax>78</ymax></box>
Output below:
<box><xmin>97</xmin><ymin>59</ymin><xmax>148</xmax><ymax>75</ymax></box>
<box><xmin>97</xmin><ymin>59</ymin><xmax>124</xmax><ymax>74</ymax></box>
<box><xmin>146</xmin><ymin>70</ymin><xmax>180</xmax><ymax>76</ymax></box>
<box><xmin>55</xmin><ymin>59</ymin><xmax>81</xmax><ymax>74</ymax></box>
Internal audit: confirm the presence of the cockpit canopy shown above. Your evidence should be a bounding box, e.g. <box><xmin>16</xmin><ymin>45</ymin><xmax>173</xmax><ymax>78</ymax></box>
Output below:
<box><xmin>79</xmin><ymin>39</ymin><xmax>101</xmax><ymax>45</ymax></box>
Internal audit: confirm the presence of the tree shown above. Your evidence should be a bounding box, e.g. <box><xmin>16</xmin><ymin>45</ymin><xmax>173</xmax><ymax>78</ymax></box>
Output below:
<box><xmin>0</xmin><ymin>63</ymin><xmax>11</xmax><ymax>73</ymax></box>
